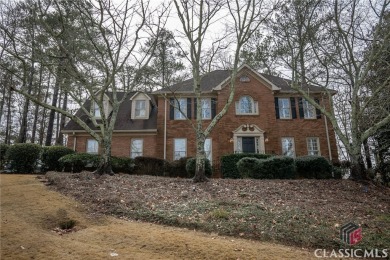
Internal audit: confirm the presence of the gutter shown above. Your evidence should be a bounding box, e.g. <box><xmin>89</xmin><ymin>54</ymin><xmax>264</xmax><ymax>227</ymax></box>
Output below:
<box><xmin>62</xmin><ymin>129</ymin><xmax>158</xmax><ymax>133</ymax></box>
<box><xmin>164</xmin><ymin>95</ymin><xmax>167</xmax><ymax>160</ymax></box>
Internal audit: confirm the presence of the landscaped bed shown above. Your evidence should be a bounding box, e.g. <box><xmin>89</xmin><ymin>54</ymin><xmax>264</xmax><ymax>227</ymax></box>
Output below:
<box><xmin>45</xmin><ymin>172</ymin><xmax>390</xmax><ymax>251</ymax></box>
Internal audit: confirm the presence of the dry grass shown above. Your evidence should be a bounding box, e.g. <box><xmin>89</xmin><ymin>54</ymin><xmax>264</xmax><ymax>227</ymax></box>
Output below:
<box><xmin>1</xmin><ymin>174</ymin><xmax>315</xmax><ymax>259</ymax></box>
<box><xmin>44</xmin><ymin>172</ymin><xmax>390</xmax><ymax>252</ymax></box>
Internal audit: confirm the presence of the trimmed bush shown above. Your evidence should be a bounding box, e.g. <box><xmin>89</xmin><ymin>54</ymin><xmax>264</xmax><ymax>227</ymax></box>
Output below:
<box><xmin>111</xmin><ymin>156</ymin><xmax>135</xmax><ymax>174</ymax></box>
<box><xmin>58</xmin><ymin>153</ymin><xmax>100</xmax><ymax>173</ymax></box>
<box><xmin>0</xmin><ymin>143</ymin><xmax>9</xmax><ymax>167</ymax></box>
<box><xmin>256</xmin><ymin>156</ymin><xmax>296</xmax><ymax>179</ymax></box>
<box><xmin>42</xmin><ymin>146</ymin><xmax>75</xmax><ymax>171</ymax></box>
<box><xmin>185</xmin><ymin>158</ymin><xmax>212</xmax><ymax>178</ymax></box>
<box><xmin>169</xmin><ymin>157</ymin><xmax>191</xmax><ymax>177</ymax></box>
<box><xmin>133</xmin><ymin>156</ymin><xmax>169</xmax><ymax>176</ymax></box>
<box><xmin>221</xmin><ymin>153</ymin><xmax>271</xmax><ymax>179</ymax></box>
<box><xmin>295</xmin><ymin>155</ymin><xmax>333</xmax><ymax>179</ymax></box>
<box><xmin>5</xmin><ymin>143</ymin><xmax>41</xmax><ymax>173</ymax></box>
<box><xmin>237</xmin><ymin>157</ymin><xmax>259</xmax><ymax>178</ymax></box>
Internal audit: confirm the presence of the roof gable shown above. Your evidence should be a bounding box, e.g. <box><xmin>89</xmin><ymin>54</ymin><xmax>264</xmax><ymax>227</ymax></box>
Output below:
<box><xmin>155</xmin><ymin>64</ymin><xmax>332</xmax><ymax>94</ymax></box>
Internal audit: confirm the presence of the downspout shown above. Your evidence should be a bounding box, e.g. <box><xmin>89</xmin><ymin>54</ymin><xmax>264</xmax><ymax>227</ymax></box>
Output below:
<box><xmin>73</xmin><ymin>132</ymin><xmax>77</xmax><ymax>152</ymax></box>
<box><xmin>322</xmin><ymin>96</ymin><xmax>332</xmax><ymax>161</ymax></box>
<box><xmin>164</xmin><ymin>94</ymin><xmax>167</xmax><ymax>160</ymax></box>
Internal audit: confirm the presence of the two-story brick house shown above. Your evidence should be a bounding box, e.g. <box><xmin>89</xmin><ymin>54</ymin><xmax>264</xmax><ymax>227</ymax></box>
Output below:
<box><xmin>63</xmin><ymin>64</ymin><xmax>338</xmax><ymax>165</ymax></box>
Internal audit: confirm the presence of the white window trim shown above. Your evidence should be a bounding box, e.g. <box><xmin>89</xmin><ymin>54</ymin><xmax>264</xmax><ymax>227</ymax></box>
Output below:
<box><xmin>201</xmin><ymin>98</ymin><xmax>212</xmax><ymax>119</ymax></box>
<box><xmin>281</xmin><ymin>137</ymin><xmax>295</xmax><ymax>157</ymax></box>
<box><xmin>307</xmin><ymin>137</ymin><xmax>321</xmax><ymax>156</ymax></box>
<box><xmin>235</xmin><ymin>96</ymin><xmax>258</xmax><ymax>115</ymax></box>
<box><xmin>303</xmin><ymin>99</ymin><xmax>316</xmax><ymax>119</ymax></box>
<box><xmin>279</xmin><ymin>98</ymin><xmax>291</xmax><ymax>119</ymax></box>
<box><xmin>131</xmin><ymin>96</ymin><xmax>150</xmax><ymax>120</ymax></box>
<box><xmin>130</xmin><ymin>139</ymin><xmax>143</xmax><ymax>158</ymax></box>
<box><xmin>86</xmin><ymin>139</ymin><xmax>99</xmax><ymax>154</ymax></box>
<box><xmin>174</xmin><ymin>98</ymin><xmax>187</xmax><ymax>120</ymax></box>
<box><xmin>173</xmin><ymin>138</ymin><xmax>187</xmax><ymax>160</ymax></box>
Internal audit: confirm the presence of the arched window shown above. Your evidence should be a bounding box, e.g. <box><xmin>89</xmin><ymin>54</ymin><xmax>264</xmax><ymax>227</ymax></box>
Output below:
<box><xmin>236</xmin><ymin>96</ymin><xmax>258</xmax><ymax>115</ymax></box>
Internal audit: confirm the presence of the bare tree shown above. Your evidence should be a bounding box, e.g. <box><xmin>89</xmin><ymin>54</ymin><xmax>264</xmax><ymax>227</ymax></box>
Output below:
<box><xmin>268</xmin><ymin>0</ymin><xmax>390</xmax><ymax>179</ymax></box>
<box><xmin>172</xmin><ymin>0</ymin><xmax>277</xmax><ymax>182</ymax></box>
<box><xmin>1</xmin><ymin>0</ymin><xmax>166</xmax><ymax>174</ymax></box>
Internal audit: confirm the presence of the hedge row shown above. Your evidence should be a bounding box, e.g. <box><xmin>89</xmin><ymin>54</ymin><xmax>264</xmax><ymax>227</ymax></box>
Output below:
<box><xmin>236</xmin><ymin>155</ymin><xmax>337</xmax><ymax>179</ymax></box>
<box><xmin>237</xmin><ymin>156</ymin><xmax>296</xmax><ymax>179</ymax></box>
<box><xmin>5</xmin><ymin>143</ymin><xmax>41</xmax><ymax>173</ymax></box>
<box><xmin>221</xmin><ymin>153</ymin><xmax>272</xmax><ymax>179</ymax></box>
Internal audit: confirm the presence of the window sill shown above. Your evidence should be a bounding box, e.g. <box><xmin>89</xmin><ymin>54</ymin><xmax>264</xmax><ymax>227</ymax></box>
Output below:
<box><xmin>132</xmin><ymin>117</ymin><xmax>149</xmax><ymax>120</ymax></box>
<box><xmin>235</xmin><ymin>113</ymin><xmax>259</xmax><ymax>116</ymax></box>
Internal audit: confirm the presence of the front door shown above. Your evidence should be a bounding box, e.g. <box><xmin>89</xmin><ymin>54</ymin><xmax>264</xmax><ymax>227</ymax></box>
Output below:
<box><xmin>242</xmin><ymin>137</ymin><xmax>255</xmax><ymax>153</ymax></box>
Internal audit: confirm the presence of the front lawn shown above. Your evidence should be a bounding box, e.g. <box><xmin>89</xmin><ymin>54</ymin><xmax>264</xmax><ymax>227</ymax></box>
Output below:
<box><xmin>45</xmin><ymin>172</ymin><xmax>390</xmax><ymax>251</ymax></box>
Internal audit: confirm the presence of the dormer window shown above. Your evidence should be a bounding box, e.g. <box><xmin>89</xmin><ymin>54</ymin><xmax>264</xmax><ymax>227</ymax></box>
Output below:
<box><xmin>92</xmin><ymin>101</ymin><xmax>101</xmax><ymax>118</ymax></box>
<box><xmin>135</xmin><ymin>100</ymin><xmax>147</xmax><ymax>118</ymax></box>
<box><xmin>131</xmin><ymin>92</ymin><xmax>151</xmax><ymax>120</ymax></box>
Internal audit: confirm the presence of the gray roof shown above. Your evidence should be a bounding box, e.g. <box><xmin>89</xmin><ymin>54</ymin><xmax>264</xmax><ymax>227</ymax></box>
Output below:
<box><xmin>155</xmin><ymin>68</ymin><xmax>331</xmax><ymax>93</ymax></box>
<box><xmin>63</xmin><ymin>92</ymin><xmax>157</xmax><ymax>132</ymax></box>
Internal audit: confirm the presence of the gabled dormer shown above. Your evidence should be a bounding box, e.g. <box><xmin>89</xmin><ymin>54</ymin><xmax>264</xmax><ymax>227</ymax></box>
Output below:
<box><xmin>90</xmin><ymin>93</ymin><xmax>112</xmax><ymax>119</ymax></box>
<box><xmin>130</xmin><ymin>92</ymin><xmax>152</xmax><ymax>120</ymax></box>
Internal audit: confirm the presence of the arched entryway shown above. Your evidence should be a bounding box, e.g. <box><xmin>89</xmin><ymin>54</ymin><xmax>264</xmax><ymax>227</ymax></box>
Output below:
<box><xmin>232</xmin><ymin>124</ymin><xmax>265</xmax><ymax>154</ymax></box>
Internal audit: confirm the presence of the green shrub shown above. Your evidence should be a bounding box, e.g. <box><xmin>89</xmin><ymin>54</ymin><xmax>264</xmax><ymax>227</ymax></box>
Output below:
<box><xmin>41</xmin><ymin>146</ymin><xmax>75</xmax><ymax>171</ymax></box>
<box><xmin>0</xmin><ymin>143</ymin><xmax>9</xmax><ymax>167</ymax></box>
<box><xmin>237</xmin><ymin>157</ymin><xmax>259</xmax><ymax>178</ymax></box>
<box><xmin>5</xmin><ymin>143</ymin><xmax>41</xmax><ymax>173</ymax></box>
<box><xmin>169</xmin><ymin>157</ymin><xmax>191</xmax><ymax>177</ymax></box>
<box><xmin>295</xmin><ymin>155</ymin><xmax>333</xmax><ymax>179</ymax></box>
<box><xmin>185</xmin><ymin>158</ymin><xmax>212</xmax><ymax>178</ymax></box>
<box><xmin>255</xmin><ymin>156</ymin><xmax>296</xmax><ymax>179</ymax></box>
<box><xmin>221</xmin><ymin>153</ymin><xmax>271</xmax><ymax>179</ymax></box>
<box><xmin>111</xmin><ymin>156</ymin><xmax>134</xmax><ymax>174</ymax></box>
<box><xmin>133</xmin><ymin>156</ymin><xmax>169</xmax><ymax>176</ymax></box>
<box><xmin>58</xmin><ymin>153</ymin><xmax>100</xmax><ymax>173</ymax></box>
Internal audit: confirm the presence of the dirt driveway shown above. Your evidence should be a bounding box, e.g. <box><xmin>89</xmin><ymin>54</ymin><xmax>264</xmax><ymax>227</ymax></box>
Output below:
<box><xmin>1</xmin><ymin>174</ymin><xmax>314</xmax><ymax>259</ymax></box>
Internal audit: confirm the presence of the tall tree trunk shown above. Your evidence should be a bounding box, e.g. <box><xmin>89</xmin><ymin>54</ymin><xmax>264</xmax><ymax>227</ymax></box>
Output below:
<box><xmin>17</xmin><ymin>10</ymin><xmax>36</xmax><ymax>144</ymax></box>
<box><xmin>363</xmin><ymin>139</ymin><xmax>373</xmax><ymax>170</ymax></box>
<box><xmin>193</xmin><ymin>134</ymin><xmax>208</xmax><ymax>182</ymax></box>
<box><xmin>17</xmin><ymin>73</ymin><xmax>34</xmax><ymax>143</ymax></box>
<box><xmin>55</xmin><ymin>91</ymin><xmax>67</xmax><ymax>145</ymax></box>
<box><xmin>94</xmin><ymin>135</ymin><xmax>114</xmax><ymax>175</ymax></box>
<box><xmin>0</xmin><ymin>74</ymin><xmax>7</xmax><ymax>122</ymax></box>
<box><xmin>55</xmin><ymin>92</ymin><xmax>62</xmax><ymax>141</ymax></box>
<box><xmin>31</xmin><ymin>64</ymin><xmax>44</xmax><ymax>143</ymax></box>
<box><xmin>349</xmin><ymin>144</ymin><xmax>368</xmax><ymax>180</ymax></box>
<box><xmin>5</xmin><ymin>83</ymin><xmax>13</xmax><ymax>145</ymax></box>
<box><xmin>39</xmin><ymin>79</ymin><xmax>50</xmax><ymax>145</ymax></box>
<box><xmin>45</xmin><ymin>62</ymin><xmax>62</xmax><ymax>146</ymax></box>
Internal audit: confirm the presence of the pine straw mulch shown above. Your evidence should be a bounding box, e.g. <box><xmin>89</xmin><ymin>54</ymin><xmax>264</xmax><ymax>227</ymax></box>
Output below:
<box><xmin>44</xmin><ymin>172</ymin><xmax>390</xmax><ymax>251</ymax></box>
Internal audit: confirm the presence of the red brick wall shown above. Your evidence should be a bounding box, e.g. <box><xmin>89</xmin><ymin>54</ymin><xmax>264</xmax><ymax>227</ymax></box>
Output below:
<box><xmin>66</xmin><ymin>68</ymin><xmax>338</xmax><ymax>163</ymax></box>
<box><xmin>66</xmin><ymin>133</ymin><xmax>157</xmax><ymax>158</ymax></box>
<box><xmin>156</xmin><ymin>68</ymin><xmax>338</xmax><ymax>162</ymax></box>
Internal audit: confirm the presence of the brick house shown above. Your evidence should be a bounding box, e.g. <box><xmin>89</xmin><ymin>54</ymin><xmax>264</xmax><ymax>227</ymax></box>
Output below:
<box><xmin>63</xmin><ymin>64</ymin><xmax>338</xmax><ymax>166</ymax></box>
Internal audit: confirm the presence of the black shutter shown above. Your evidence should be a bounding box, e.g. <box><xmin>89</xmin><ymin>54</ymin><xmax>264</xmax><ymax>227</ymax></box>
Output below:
<box><xmin>315</xmin><ymin>98</ymin><xmax>321</xmax><ymax>119</ymax></box>
<box><xmin>194</xmin><ymin>98</ymin><xmax>197</xmax><ymax>119</ymax></box>
<box><xmin>169</xmin><ymin>98</ymin><xmax>174</xmax><ymax>120</ymax></box>
<box><xmin>298</xmin><ymin>97</ymin><xmax>304</xmax><ymax>118</ymax></box>
<box><xmin>211</xmin><ymin>98</ymin><xmax>217</xmax><ymax>118</ymax></box>
<box><xmin>274</xmin><ymin>97</ymin><xmax>280</xmax><ymax>119</ymax></box>
<box><xmin>187</xmin><ymin>98</ymin><xmax>192</xmax><ymax>119</ymax></box>
<box><xmin>290</xmin><ymin>97</ymin><xmax>297</xmax><ymax>119</ymax></box>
